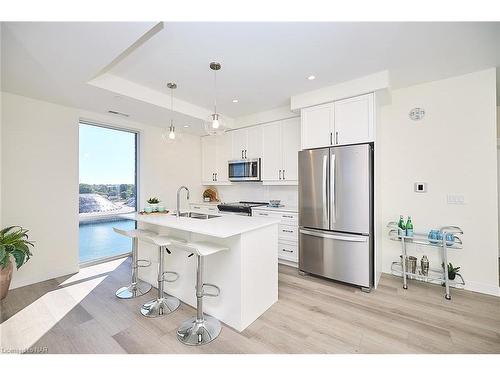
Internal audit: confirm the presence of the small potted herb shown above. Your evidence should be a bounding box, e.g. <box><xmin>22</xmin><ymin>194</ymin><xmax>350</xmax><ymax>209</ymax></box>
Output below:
<box><xmin>442</xmin><ymin>262</ymin><xmax>461</xmax><ymax>280</ymax></box>
<box><xmin>147</xmin><ymin>197</ymin><xmax>160</xmax><ymax>212</ymax></box>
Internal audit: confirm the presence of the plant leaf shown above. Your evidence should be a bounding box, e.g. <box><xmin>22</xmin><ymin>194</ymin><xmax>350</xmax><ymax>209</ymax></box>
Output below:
<box><xmin>11</xmin><ymin>249</ymin><xmax>26</xmax><ymax>269</ymax></box>
<box><xmin>0</xmin><ymin>245</ymin><xmax>7</xmax><ymax>268</ymax></box>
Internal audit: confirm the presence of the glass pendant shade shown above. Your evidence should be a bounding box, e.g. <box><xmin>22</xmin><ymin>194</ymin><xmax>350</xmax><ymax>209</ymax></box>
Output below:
<box><xmin>168</xmin><ymin>124</ymin><xmax>175</xmax><ymax>139</ymax></box>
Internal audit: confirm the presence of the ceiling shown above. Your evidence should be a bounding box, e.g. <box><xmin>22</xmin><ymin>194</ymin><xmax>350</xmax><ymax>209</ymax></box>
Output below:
<box><xmin>2</xmin><ymin>22</ymin><xmax>500</xmax><ymax>133</ymax></box>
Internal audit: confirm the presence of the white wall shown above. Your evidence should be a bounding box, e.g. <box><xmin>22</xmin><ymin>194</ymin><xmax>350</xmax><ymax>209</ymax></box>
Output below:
<box><xmin>2</xmin><ymin>93</ymin><xmax>80</xmax><ymax>288</ymax></box>
<box><xmin>378</xmin><ymin>68</ymin><xmax>499</xmax><ymax>296</ymax></box>
<box><xmin>2</xmin><ymin>92</ymin><xmax>202</xmax><ymax>289</ymax></box>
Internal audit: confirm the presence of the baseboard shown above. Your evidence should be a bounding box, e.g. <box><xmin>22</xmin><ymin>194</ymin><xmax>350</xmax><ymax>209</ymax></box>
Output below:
<box><xmin>464</xmin><ymin>281</ymin><xmax>500</xmax><ymax>297</ymax></box>
<box><xmin>278</xmin><ymin>258</ymin><xmax>298</xmax><ymax>268</ymax></box>
<box><xmin>9</xmin><ymin>266</ymin><xmax>80</xmax><ymax>290</ymax></box>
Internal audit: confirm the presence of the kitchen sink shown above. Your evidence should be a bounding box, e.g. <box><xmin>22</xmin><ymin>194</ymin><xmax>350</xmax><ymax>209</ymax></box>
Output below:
<box><xmin>178</xmin><ymin>212</ymin><xmax>220</xmax><ymax>220</ymax></box>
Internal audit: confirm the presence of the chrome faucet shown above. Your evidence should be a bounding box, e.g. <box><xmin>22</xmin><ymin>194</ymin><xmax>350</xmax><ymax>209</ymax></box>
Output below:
<box><xmin>176</xmin><ymin>186</ymin><xmax>190</xmax><ymax>216</ymax></box>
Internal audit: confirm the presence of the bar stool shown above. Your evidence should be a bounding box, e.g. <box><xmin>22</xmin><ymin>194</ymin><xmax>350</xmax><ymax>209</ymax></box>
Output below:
<box><xmin>113</xmin><ymin>228</ymin><xmax>155</xmax><ymax>299</ymax></box>
<box><xmin>140</xmin><ymin>234</ymin><xmax>186</xmax><ymax>318</ymax></box>
<box><xmin>176</xmin><ymin>241</ymin><xmax>228</xmax><ymax>346</ymax></box>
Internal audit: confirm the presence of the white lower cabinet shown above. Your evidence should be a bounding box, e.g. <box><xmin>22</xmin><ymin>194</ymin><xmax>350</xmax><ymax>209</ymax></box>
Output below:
<box><xmin>252</xmin><ymin>208</ymin><xmax>299</xmax><ymax>265</ymax></box>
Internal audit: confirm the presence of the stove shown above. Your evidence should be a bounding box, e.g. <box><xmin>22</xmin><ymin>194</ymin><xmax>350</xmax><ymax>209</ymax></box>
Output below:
<box><xmin>217</xmin><ymin>201</ymin><xmax>268</xmax><ymax>216</ymax></box>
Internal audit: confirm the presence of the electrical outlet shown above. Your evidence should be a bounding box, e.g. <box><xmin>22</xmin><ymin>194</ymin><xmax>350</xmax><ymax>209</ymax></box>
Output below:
<box><xmin>447</xmin><ymin>194</ymin><xmax>465</xmax><ymax>205</ymax></box>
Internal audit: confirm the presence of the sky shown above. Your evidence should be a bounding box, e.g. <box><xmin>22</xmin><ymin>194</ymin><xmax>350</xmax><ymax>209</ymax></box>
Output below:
<box><xmin>79</xmin><ymin>123</ymin><xmax>136</xmax><ymax>184</ymax></box>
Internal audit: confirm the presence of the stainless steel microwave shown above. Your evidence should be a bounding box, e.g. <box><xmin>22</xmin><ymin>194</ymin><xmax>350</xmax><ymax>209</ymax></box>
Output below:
<box><xmin>228</xmin><ymin>158</ymin><xmax>261</xmax><ymax>181</ymax></box>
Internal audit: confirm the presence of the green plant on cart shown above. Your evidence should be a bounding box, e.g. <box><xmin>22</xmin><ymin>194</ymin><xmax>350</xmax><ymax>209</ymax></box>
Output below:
<box><xmin>147</xmin><ymin>197</ymin><xmax>160</xmax><ymax>204</ymax></box>
<box><xmin>442</xmin><ymin>262</ymin><xmax>461</xmax><ymax>280</ymax></box>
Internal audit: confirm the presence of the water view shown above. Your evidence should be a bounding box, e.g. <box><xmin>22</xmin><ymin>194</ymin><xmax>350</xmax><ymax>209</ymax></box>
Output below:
<box><xmin>79</xmin><ymin>218</ymin><xmax>135</xmax><ymax>263</ymax></box>
<box><xmin>79</xmin><ymin>123</ymin><xmax>137</xmax><ymax>263</ymax></box>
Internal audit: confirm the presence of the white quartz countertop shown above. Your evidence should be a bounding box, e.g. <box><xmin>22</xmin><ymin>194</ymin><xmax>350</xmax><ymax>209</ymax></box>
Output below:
<box><xmin>251</xmin><ymin>205</ymin><xmax>298</xmax><ymax>213</ymax></box>
<box><xmin>122</xmin><ymin>212</ymin><xmax>280</xmax><ymax>238</ymax></box>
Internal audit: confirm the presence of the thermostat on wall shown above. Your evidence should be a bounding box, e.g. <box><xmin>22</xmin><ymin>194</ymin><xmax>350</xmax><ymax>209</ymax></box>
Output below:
<box><xmin>414</xmin><ymin>182</ymin><xmax>427</xmax><ymax>193</ymax></box>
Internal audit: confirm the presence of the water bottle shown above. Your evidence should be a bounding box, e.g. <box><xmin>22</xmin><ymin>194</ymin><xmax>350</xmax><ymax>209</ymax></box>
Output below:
<box><xmin>406</xmin><ymin>216</ymin><xmax>414</xmax><ymax>237</ymax></box>
<box><xmin>398</xmin><ymin>215</ymin><xmax>406</xmax><ymax>237</ymax></box>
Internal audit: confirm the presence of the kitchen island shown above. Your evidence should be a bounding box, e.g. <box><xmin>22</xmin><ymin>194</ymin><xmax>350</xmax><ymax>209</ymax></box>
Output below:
<box><xmin>121</xmin><ymin>212</ymin><xmax>280</xmax><ymax>332</ymax></box>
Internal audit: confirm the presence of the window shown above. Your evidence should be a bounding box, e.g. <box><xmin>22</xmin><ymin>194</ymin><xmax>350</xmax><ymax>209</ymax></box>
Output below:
<box><xmin>78</xmin><ymin>122</ymin><xmax>138</xmax><ymax>263</ymax></box>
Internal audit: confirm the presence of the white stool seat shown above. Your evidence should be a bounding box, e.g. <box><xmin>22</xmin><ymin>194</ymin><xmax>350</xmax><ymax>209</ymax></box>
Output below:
<box><xmin>177</xmin><ymin>241</ymin><xmax>228</xmax><ymax>257</ymax></box>
<box><xmin>113</xmin><ymin>228</ymin><xmax>156</xmax><ymax>239</ymax></box>
<box><xmin>143</xmin><ymin>234</ymin><xmax>187</xmax><ymax>247</ymax></box>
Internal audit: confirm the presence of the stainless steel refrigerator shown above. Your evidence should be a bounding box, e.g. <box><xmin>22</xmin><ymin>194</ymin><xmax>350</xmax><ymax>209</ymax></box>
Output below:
<box><xmin>298</xmin><ymin>143</ymin><xmax>373</xmax><ymax>290</ymax></box>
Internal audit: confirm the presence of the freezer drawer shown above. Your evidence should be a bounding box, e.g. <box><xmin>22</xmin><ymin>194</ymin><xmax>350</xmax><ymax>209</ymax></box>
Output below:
<box><xmin>299</xmin><ymin>228</ymin><xmax>372</xmax><ymax>288</ymax></box>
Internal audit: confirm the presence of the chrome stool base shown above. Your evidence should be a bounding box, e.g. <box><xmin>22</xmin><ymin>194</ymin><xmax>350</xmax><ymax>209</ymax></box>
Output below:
<box><xmin>177</xmin><ymin>315</ymin><xmax>221</xmax><ymax>346</ymax></box>
<box><xmin>115</xmin><ymin>280</ymin><xmax>152</xmax><ymax>299</ymax></box>
<box><xmin>140</xmin><ymin>295</ymin><xmax>180</xmax><ymax>318</ymax></box>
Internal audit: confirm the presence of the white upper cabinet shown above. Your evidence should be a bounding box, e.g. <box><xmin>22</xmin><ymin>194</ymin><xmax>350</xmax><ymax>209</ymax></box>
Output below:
<box><xmin>215</xmin><ymin>132</ymin><xmax>231</xmax><ymax>183</ymax></box>
<box><xmin>262</xmin><ymin>117</ymin><xmax>300</xmax><ymax>185</ymax></box>
<box><xmin>231</xmin><ymin>126</ymin><xmax>263</xmax><ymax>160</ymax></box>
<box><xmin>333</xmin><ymin>93</ymin><xmax>374</xmax><ymax>146</ymax></box>
<box><xmin>281</xmin><ymin>117</ymin><xmax>300</xmax><ymax>182</ymax></box>
<box><xmin>246</xmin><ymin>126</ymin><xmax>263</xmax><ymax>159</ymax></box>
<box><xmin>301</xmin><ymin>103</ymin><xmax>333</xmax><ymax>149</ymax></box>
<box><xmin>300</xmin><ymin>93</ymin><xmax>374</xmax><ymax>149</ymax></box>
<box><xmin>231</xmin><ymin>128</ymin><xmax>247</xmax><ymax>159</ymax></box>
<box><xmin>201</xmin><ymin>135</ymin><xmax>217</xmax><ymax>184</ymax></box>
<box><xmin>262</xmin><ymin>121</ymin><xmax>282</xmax><ymax>181</ymax></box>
<box><xmin>201</xmin><ymin>133</ymin><xmax>232</xmax><ymax>185</ymax></box>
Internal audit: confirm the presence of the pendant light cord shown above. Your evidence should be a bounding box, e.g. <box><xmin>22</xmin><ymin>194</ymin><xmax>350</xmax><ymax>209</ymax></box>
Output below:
<box><xmin>170</xmin><ymin>85</ymin><xmax>174</xmax><ymax>127</ymax></box>
<box><xmin>213</xmin><ymin>69</ymin><xmax>217</xmax><ymax>114</ymax></box>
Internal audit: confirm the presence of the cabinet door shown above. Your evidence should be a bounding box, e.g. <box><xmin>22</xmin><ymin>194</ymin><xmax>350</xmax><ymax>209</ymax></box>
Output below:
<box><xmin>246</xmin><ymin>126</ymin><xmax>263</xmax><ymax>159</ymax></box>
<box><xmin>333</xmin><ymin>93</ymin><xmax>374</xmax><ymax>145</ymax></box>
<box><xmin>281</xmin><ymin>117</ymin><xmax>300</xmax><ymax>181</ymax></box>
<box><xmin>201</xmin><ymin>136</ymin><xmax>216</xmax><ymax>184</ymax></box>
<box><xmin>231</xmin><ymin>128</ymin><xmax>247</xmax><ymax>159</ymax></box>
<box><xmin>300</xmin><ymin>103</ymin><xmax>333</xmax><ymax>150</ymax></box>
<box><xmin>215</xmin><ymin>132</ymin><xmax>231</xmax><ymax>182</ymax></box>
<box><xmin>262</xmin><ymin>121</ymin><xmax>282</xmax><ymax>182</ymax></box>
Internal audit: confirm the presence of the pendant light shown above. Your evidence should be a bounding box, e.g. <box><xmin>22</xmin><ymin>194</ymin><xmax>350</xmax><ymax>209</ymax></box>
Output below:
<box><xmin>205</xmin><ymin>62</ymin><xmax>226</xmax><ymax>135</ymax></box>
<box><xmin>167</xmin><ymin>82</ymin><xmax>177</xmax><ymax>140</ymax></box>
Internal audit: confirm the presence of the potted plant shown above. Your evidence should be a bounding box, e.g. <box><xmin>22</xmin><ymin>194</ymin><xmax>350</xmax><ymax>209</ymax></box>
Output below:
<box><xmin>0</xmin><ymin>226</ymin><xmax>35</xmax><ymax>300</ymax></box>
<box><xmin>147</xmin><ymin>197</ymin><xmax>160</xmax><ymax>212</ymax></box>
<box><xmin>442</xmin><ymin>262</ymin><xmax>461</xmax><ymax>280</ymax></box>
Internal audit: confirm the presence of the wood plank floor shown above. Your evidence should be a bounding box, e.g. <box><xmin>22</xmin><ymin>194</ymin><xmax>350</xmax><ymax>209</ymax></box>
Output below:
<box><xmin>1</xmin><ymin>257</ymin><xmax>499</xmax><ymax>354</ymax></box>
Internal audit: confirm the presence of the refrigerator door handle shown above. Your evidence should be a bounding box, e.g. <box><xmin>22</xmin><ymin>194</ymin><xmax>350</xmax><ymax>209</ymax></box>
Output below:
<box><xmin>322</xmin><ymin>154</ymin><xmax>329</xmax><ymax>227</ymax></box>
<box><xmin>300</xmin><ymin>229</ymin><xmax>368</xmax><ymax>242</ymax></box>
<box><xmin>330</xmin><ymin>152</ymin><xmax>336</xmax><ymax>224</ymax></box>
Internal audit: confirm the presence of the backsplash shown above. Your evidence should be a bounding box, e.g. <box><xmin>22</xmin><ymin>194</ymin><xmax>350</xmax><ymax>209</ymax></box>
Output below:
<box><xmin>214</xmin><ymin>184</ymin><xmax>298</xmax><ymax>206</ymax></box>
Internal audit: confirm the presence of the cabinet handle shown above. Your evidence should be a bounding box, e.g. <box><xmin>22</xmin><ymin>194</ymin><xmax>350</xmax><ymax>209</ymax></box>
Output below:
<box><xmin>283</xmin><ymin>215</ymin><xmax>294</xmax><ymax>218</ymax></box>
<box><xmin>330</xmin><ymin>132</ymin><xmax>333</xmax><ymax>145</ymax></box>
<box><xmin>282</xmin><ymin>249</ymin><xmax>293</xmax><ymax>253</ymax></box>
<box><xmin>335</xmin><ymin>131</ymin><xmax>339</xmax><ymax>144</ymax></box>
<box><xmin>282</xmin><ymin>230</ymin><xmax>294</xmax><ymax>233</ymax></box>
<box><xmin>279</xmin><ymin>170</ymin><xmax>282</xmax><ymax>180</ymax></box>
<box><xmin>212</xmin><ymin>173</ymin><xmax>215</xmax><ymax>181</ymax></box>
<box><xmin>258</xmin><ymin>213</ymin><xmax>269</xmax><ymax>216</ymax></box>
<box><xmin>193</xmin><ymin>206</ymin><xmax>201</xmax><ymax>209</ymax></box>
<box><xmin>215</xmin><ymin>173</ymin><xmax>217</xmax><ymax>181</ymax></box>
<box><xmin>283</xmin><ymin>169</ymin><xmax>285</xmax><ymax>180</ymax></box>
<box><xmin>241</xmin><ymin>150</ymin><xmax>244</xmax><ymax>159</ymax></box>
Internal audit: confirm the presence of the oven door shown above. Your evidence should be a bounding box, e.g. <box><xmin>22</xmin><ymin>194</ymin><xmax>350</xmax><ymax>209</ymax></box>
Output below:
<box><xmin>228</xmin><ymin>158</ymin><xmax>260</xmax><ymax>181</ymax></box>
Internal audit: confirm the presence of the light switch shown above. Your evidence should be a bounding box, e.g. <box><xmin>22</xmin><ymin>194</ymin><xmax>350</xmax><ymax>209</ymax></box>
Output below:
<box><xmin>414</xmin><ymin>182</ymin><xmax>427</xmax><ymax>193</ymax></box>
<box><xmin>447</xmin><ymin>194</ymin><xmax>465</xmax><ymax>205</ymax></box>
